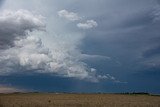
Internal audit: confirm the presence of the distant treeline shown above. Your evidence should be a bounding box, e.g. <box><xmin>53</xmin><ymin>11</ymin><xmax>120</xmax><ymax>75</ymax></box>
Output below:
<box><xmin>120</xmin><ymin>92</ymin><xmax>150</xmax><ymax>95</ymax></box>
<box><xmin>1</xmin><ymin>92</ymin><xmax>160</xmax><ymax>96</ymax></box>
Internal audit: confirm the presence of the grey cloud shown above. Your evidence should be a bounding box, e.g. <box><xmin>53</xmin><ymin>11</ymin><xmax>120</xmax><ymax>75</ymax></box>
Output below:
<box><xmin>0</xmin><ymin>10</ymin><xmax>45</xmax><ymax>49</ymax></box>
<box><xmin>0</xmin><ymin>0</ymin><xmax>4</xmax><ymax>4</ymax></box>
<box><xmin>152</xmin><ymin>4</ymin><xmax>160</xmax><ymax>22</ymax></box>
<box><xmin>0</xmin><ymin>9</ymin><xmax>110</xmax><ymax>82</ymax></box>
<box><xmin>142</xmin><ymin>46</ymin><xmax>160</xmax><ymax>58</ymax></box>
<box><xmin>0</xmin><ymin>35</ymin><xmax>93</xmax><ymax>80</ymax></box>
<box><xmin>80</xmin><ymin>54</ymin><xmax>111</xmax><ymax>61</ymax></box>
<box><xmin>80</xmin><ymin>0</ymin><xmax>160</xmax><ymax>74</ymax></box>
<box><xmin>157</xmin><ymin>0</ymin><xmax>160</xmax><ymax>5</ymax></box>
<box><xmin>1</xmin><ymin>0</ymin><xmax>143</xmax><ymax>83</ymax></box>
<box><xmin>0</xmin><ymin>0</ymin><xmax>4</xmax><ymax>7</ymax></box>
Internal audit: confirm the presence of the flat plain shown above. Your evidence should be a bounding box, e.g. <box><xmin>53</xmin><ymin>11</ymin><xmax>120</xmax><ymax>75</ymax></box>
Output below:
<box><xmin>0</xmin><ymin>93</ymin><xmax>160</xmax><ymax>107</ymax></box>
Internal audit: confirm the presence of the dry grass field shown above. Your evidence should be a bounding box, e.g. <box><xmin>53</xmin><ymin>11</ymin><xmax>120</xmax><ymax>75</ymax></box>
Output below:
<box><xmin>0</xmin><ymin>93</ymin><xmax>160</xmax><ymax>107</ymax></box>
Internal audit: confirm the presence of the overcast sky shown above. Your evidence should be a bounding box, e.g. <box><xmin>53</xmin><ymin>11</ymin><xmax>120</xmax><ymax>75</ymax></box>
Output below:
<box><xmin>0</xmin><ymin>0</ymin><xmax>160</xmax><ymax>93</ymax></box>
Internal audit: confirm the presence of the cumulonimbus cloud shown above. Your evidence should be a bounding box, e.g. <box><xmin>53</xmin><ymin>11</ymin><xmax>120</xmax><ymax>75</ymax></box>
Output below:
<box><xmin>0</xmin><ymin>9</ymin><xmax>45</xmax><ymax>49</ymax></box>
<box><xmin>0</xmin><ymin>35</ymin><xmax>105</xmax><ymax>82</ymax></box>
<box><xmin>0</xmin><ymin>9</ymin><xmax>116</xmax><ymax>82</ymax></box>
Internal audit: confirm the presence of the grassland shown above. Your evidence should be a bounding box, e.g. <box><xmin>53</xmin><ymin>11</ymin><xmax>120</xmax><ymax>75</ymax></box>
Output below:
<box><xmin>0</xmin><ymin>93</ymin><xmax>160</xmax><ymax>107</ymax></box>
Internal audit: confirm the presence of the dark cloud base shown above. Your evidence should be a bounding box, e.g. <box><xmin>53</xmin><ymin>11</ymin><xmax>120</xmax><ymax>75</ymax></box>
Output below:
<box><xmin>0</xmin><ymin>72</ymin><xmax>160</xmax><ymax>94</ymax></box>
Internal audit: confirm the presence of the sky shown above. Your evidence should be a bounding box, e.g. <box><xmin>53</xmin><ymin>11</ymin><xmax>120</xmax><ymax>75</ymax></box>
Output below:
<box><xmin>0</xmin><ymin>0</ymin><xmax>160</xmax><ymax>93</ymax></box>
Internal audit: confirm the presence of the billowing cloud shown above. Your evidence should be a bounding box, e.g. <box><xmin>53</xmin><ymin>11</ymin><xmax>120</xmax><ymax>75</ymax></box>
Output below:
<box><xmin>0</xmin><ymin>9</ymin><xmax>45</xmax><ymax>49</ymax></box>
<box><xmin>77</xmin><ymin>20</ymin><xmax>98</xmax><ymax>29</ymax></box>
<box><xmin>0</xmin><ymin>10</ymin><xmax>116</xmax><ymax>82</ymax></box>
<box><xmin>58</xmin><ymin>9</ymin><xmax>81</xmax><ymax>21</ymax></box>
<box><xmin>0</xmin><ymin>32</ymin><xmax>96</xmax><ymax>81</ymax></box>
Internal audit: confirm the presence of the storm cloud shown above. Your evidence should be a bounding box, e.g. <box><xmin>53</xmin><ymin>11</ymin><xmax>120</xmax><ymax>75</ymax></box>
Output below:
<box><xmin>0</xmin><ymin>0</ymin><xmax>160</xmax><ymax>93</ymax></box>
<box><xmin>0</xmin><ymin>9</ymin><xmax>113</xmax><ymax>82</ymax></box>
<box><xmin>0</xmin><ymin>10</ymin><xmax>45</xmax><ymax>49</ymax></box>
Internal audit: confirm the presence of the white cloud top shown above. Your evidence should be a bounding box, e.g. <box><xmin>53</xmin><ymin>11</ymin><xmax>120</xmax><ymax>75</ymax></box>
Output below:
<box><xmin>58</xmin><ymin>10</ymin><xmax>81</xmax><ymax>21</ymax></box>
<box><xmin>77</xmin><ymin>20</ymin><xmax>98</xmax><ymax>29</ymax></box>
<box><xmin>58</xmin><ymin>10</ymin><xmax>98</xmax><ymax>29</ymax></box>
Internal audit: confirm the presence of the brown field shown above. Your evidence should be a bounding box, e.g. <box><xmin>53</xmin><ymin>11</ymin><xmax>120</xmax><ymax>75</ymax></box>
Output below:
<box><xmin>0</xmin><ymin>93</ymin><xmax>160</xmax><ymax>107</ymax></box>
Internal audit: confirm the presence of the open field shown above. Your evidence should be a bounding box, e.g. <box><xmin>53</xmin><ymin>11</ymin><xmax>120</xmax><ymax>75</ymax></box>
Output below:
<box><xmin>0</xmin><ymin>93</ymin><xmax>160</xmax><ymax>107</ymax></box>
